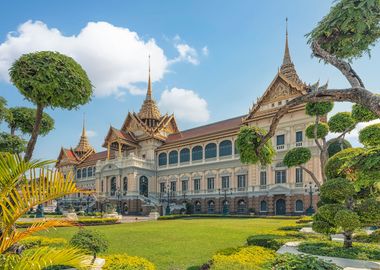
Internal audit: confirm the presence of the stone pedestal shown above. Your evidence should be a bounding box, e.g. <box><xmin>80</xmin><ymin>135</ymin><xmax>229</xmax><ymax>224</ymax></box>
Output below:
<box><xmin>149</xmin><ymin>211</ymin><xmax>160</xmax><ymax>220</ymax></box>
<box><xmin>64</xmin><ymin>212</ymin><xmax>78</xmax><ymax>221</ymax></box>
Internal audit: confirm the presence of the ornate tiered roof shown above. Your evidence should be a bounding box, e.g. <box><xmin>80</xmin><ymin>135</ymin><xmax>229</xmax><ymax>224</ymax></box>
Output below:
<box><xmin>74</xmin><ymin>120</ymin><xmax>94</xmax><ymax>154</ymax></box>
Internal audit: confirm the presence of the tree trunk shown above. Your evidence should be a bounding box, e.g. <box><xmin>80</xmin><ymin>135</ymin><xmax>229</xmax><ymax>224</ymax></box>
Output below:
<box><xmin>343</xmin><ymin>231</ymin><xmax>353</xmax><ymax>248</ymax></box>
<box><xmin>10</xmin><ymin>127</ymin><xmax>15</xmax><ymax>135</ymax></box>
<box><xmin>24</xmin><ymin>104</ymin><xmax>44</xmax><ymax>161</ymax></box>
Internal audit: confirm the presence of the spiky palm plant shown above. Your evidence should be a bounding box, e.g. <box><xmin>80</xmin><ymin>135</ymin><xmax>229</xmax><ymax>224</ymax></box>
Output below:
<box><xmin>0</xmin><ymin>152</ymin><xmax>91</xmax><ymax>269</ymax></box>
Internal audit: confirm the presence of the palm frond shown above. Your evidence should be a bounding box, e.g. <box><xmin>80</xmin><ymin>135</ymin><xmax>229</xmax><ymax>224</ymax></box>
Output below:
<box><xmin>0</xmin><ymin>219</ymin><xmax>75</xmax><ymax>253</ymax></box>
<box><xmin>0</xmin><ymin>168</ymin><xmax>81</xmax><ymax>233</ymax></box>
<box><xmin>5</xmin><ymin>246</ymin><xmax>91</xmax><ymax>270</ymax></box>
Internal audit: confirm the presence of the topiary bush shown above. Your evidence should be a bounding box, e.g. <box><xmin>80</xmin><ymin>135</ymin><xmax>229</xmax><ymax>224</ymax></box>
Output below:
<box><xmin>352</xmin><ymin>104</ymin><xmax>378</xmax><ymax>122</ymax></box>
<box><xmin>236</xmin><ymin>126</ymin><xmax>275</xmax><ymax>165</ymax></box>
<box><xmin>325</xmin><ymin>148</ymin><xmax>365</xmax><ymax>179</ymax></box>
<box><xmin>70</xmin><ymin>229</ymin><xmax>108</xmax><ymax>261</ymax></box>
<box><xmin>19</xmin><ymin>236</ymin><xmax>67</xmax><ymax>249</ymax></box>
<box><xmin>359</xmin><ymin>123</ymin><xmax>380</xmax><ymax>147</ymax></box>
<box><xmin>246</xmin><ymin>234</ymin><xmax>289</xmax><ymax>250</ymax></box>
<box><xmin>306</xmin><ymin>102</ymin><xmax>334</xmax><ymax>116</ymax></box>
<box><xmin>270</xmin><ymin>253</ymin><xmax>342</xmax><ymax>270</ymax></box>
<box><xmin>210</xmin><ymin>246</ymin><xmax>275</xmax><ymax>270</ymax></box>
<box><xmin>283</xmin><ymin>147</ymin><xmax>311</xmax><ymax>167</ymax></box>
<box><xmin>306</xmin><ymin>123</ymin><xmax>329</xmax><ymax>139</ymax></box>
<box><xmin>103</xmin><ymin>254</ymin><xmax>156</xmax><ymax>270</ymax></box>
<box><xmin>328</xmin><ymin>112</ymin><xmax>356</xmax><ymax>133</ymax></box>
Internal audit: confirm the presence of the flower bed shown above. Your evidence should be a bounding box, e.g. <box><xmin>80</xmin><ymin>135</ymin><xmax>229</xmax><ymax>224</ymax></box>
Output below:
<box><xmin>157</xmin><ymin>214</ymin><xmax>302</xmax><ymax>220</ymax></box>
<box><xmin>16</xmin><ymin>218</ymin><xmax>119</xmax><ymax>228</ymax></box>
<box><xmin>103</xmin><ymin>254</ymin><xmax>156</xmax><ymax>270</ymax></box>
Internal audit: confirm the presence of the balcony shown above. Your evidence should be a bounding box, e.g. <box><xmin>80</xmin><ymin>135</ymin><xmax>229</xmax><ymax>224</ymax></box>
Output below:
<box><xmin>276</xmin><ymin>144</ymin><xmax>286</xmax><ymax>151</ymax></box>
<box><xmin>97</xmin><ymin>155</ymin><xmax>155</xmax><ymax>171</ymax></box>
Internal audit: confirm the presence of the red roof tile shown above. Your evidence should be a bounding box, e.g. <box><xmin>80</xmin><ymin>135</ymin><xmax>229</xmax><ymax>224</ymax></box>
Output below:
<box><xmin>164</xmin><ymin>115</ymin><xmax>245</xmax><ymax>144</ymax></box>
<box><xmin>76</xmin><ymin>150</ymin><xmax>115</xmax><ymax>167</ymax></box>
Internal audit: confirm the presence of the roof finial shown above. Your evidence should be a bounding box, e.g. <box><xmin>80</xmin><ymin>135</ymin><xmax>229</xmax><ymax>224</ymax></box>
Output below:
<box><xmin>282</xmin><ymin>17</ymin><xmax>292</xmax><ymax>65</ymax></box>
<box><xmin>147</xmin><ymin>54</ymin><xmax>152</xmax><ymax>100</ymax></box>
<box><xmin>82</xmin><ymin>113</ymin><xmax>86</xmax><ymax>137</ymax></box>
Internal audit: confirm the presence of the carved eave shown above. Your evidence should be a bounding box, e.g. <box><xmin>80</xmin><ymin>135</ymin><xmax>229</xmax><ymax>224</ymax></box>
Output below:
<box><xmin>56</xmin><ymin>147</ymin><xmax>79</xmax><ymax>167</ymax></box>
<box><xmin>102</xmin><ymin>126</ymin><xmax>140</xmax><ymax>149</ymax></box>
<box><xmin>244</xmin><ymin>72</ymin><xmax>307</xmax><ymax>122</ymax></box>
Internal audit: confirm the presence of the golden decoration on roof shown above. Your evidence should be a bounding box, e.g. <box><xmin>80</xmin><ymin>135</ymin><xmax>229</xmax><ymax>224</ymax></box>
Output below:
<box><xmin>74</xmin><ymin>115</ymin><xmax>95</xmax><ymax>154</ymax></box>
<box><xmin>279</xmin><ymin>18</ymin><xmax>303</xmax><ymax>85</ymax></box>
<box><xmin>138</xmin><ymin>57</ymin><xmax>162</xmax><ymax>124</ymax></box>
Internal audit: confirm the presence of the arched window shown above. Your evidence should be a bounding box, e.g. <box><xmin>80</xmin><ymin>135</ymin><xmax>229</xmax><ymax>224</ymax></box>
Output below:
<box><xmin>205</xmin><ymin>143</ymin><xmax>217</xmax><ymax>159</ymax></box>
<box><xmin>208</xmin><ymin>200</ymin><xmax>215</xmax><ymax>214</ymax></box>
<box><xmin>260</xmin><ymin>200</ymin><xmax>267</xmax><ymax>212</ymax></box>
<box><xmin>82</xmin><ymin>168</ymin><xmax>87</xmax><ymax>178</ymax></box>
<box><xmin>87</xmin><ymin>167</ymin><xmax>93</xmax><ymax>177</ymax></box>
<box><xmin>169</xmin><ymin>151</ymin><xmax>178</xmax><ymax>165</ymax></box>
<box><xmin>123</xmin><ymin>177</ymin><xmax>128</xmax><ymax>195</ymax></box>
<box><xmin>195</xmin><ymin>201</ymin><xmax>202</xmax><ymax>213</ymax></box>
<box><xmin>93</xmin><ymin>167</ymin><xmax>96</xmax><ymax>174</ymax></box>
<box><xmin>180</xmin><ymin>148</ymin><xmax>190</xmax><ymax>163</ymax></box>
<box><xmin>219</xmin><ymin>140</ymin><xmax>232</xmax><ymax>157</ymax></box>
<box><xmin>192</xmin><ymin>145</ymin><xmax>203</xmax><ymax>161</ymax></box>
<box><xmin>237</xmin><ymin>200</ymin><xmax>247</xmax><ymax>214</ymax></box>
<box><xmin>295</xmin><ymin>200</ymin><xmax>304</xmax><ymax>212</ymax></box>
<box><xmin>234</xmin><ymin>140</ymin><xmax>240</xmax><ymax>155</ymax></box>
<box><xmin>76</xmin><ymin>169</ymin><xmax>81</xmax><ymax>179</ymax></box>
<box><xmin>158</xmin><ymin>153</ymin><xmax>167</xmax><ymax>166</ymax></box>
<box><xmin>110</xmin><ymin>177</ymin><xmax>116</xmax><ymax>196</ymax></box>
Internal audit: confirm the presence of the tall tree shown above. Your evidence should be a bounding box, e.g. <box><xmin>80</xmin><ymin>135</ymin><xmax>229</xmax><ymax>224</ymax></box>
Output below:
<box><xmin>9</xmin><ymin>51</ymin><xmax>92</xmax><ymax>161</ymax></box>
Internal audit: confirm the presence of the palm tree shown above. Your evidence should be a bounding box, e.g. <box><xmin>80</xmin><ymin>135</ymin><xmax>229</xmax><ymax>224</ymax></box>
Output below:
<box><xmin>0</xmin><ymin>152</ymin><xmax>91</xmax><ymax>269</ymax></box>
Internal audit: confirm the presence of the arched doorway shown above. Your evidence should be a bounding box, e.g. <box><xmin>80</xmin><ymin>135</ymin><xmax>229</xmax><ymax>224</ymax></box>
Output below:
<box><xmin>139</xmin><ymin>176</ymin><xmax>148</xmax><ymax>197</ymax></box>
<box><xmin>275</xmin><ymin>199</ymin><xmax>286</xmax><ymax>215</ymax></box>
<box><xmin>237</xmin><ymin>200</ymin><xmax>247</xmax><ymax>214</ymax></box>
<box><xmin>195</xmin><ymin>201</ymin><xmax>201</xmax><ymax>213</ymax></box>
<box><xmin>207</xmin><ymin>200</ymin><xmax>215</xmax><ymax>214</ymax></box>
<box><xmin>222</xmin><ymin>200</ymin><xmax>229</xmax><ymax>215</ymax></box>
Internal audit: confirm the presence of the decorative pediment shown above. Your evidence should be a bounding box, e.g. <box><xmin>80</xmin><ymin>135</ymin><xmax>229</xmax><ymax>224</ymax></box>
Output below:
<box><xmin>268</xmin><ymin>184</ymin><xmax>291</xmax><ymax>194</ymax></box>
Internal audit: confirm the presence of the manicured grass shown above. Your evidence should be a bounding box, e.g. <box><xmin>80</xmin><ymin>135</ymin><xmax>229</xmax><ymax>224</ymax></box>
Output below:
<box><xmin>298</xmin><ymin>241</ymin><xmax>380</xmax><ymax>261</ymax></box>
<box><xmin>38</xmin><ymin>218</ymin><xmax>298</xmax><ymax>270</ymax></box>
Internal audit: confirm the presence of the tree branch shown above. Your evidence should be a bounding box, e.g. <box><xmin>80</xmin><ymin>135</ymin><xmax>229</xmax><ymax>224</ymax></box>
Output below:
<box><xmin>257</xmin><ymin>87</ymin><xmax>380</xmax><ymax>152</ymax></box>
<box><xmin>311</xmin><ymin>41</ymin><xmax>365</xmax><ymax>88</ymax></box>
<box><xmin>300</xmin><ymin>165</ymin><xmax>321</xmax><ymax>188</ymax></box>
<box><xmin>313</xmin><ymin>115</ymin><xmax>323</xmax><ymax>152</ymax></box>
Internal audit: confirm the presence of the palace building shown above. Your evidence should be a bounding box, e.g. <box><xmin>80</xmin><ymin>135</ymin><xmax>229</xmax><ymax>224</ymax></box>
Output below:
<box><xmin>56</xmin><ymin>29</ymin><xmax>322</xmax><ymax>216</ymax></box>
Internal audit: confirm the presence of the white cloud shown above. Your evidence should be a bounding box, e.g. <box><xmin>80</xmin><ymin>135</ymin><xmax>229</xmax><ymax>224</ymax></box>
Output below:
<box><xmin>0</xmin><ymin>20</ymin><xmax>198</xmax><ymax>98</ymax></box>
<box><xmin>202</xmin><ymin>46</ymin><xmax>209</xmax><ymax>56</ymax></box>
<box><xmin>328</xmin><ymin>119</ymin><xmax>380</xmax><ymax>145</ymax></box>
<box><xmin>158</xmin><ymin>87</ymin><xmax>210</xmax><ymax>123</ymax></box>
<box><xmin>169</xmin><ymin>35</ymin><xmax>200</xmax><ymax>65</ymax></box>
<box><xmin>79</xmin><ymin>130</ymin><xmax>97</xmax><ymax>138</ymax></box>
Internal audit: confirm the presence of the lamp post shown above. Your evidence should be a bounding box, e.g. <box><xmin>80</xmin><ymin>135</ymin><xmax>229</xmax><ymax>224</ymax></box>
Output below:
<box><xmin>165</xmin><ymin>183</ymin><xmax>171</xmax><ymax>215</ymax></box>
<box><xmin>305</xmin><ymin>181</ymin><xmax>319</xmax><ymax>215</ymax></box>
<box><xmin>219</xmin><ymin>188</ymin><xmax>233</xmax><ymax>215</ymax></box>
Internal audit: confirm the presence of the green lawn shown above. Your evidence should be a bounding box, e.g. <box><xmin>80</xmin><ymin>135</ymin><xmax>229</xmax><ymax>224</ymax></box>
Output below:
<box><xmin>39</xmin><ymin>218</ymin><xmax>298</xmax><ymax>270</ymax></box>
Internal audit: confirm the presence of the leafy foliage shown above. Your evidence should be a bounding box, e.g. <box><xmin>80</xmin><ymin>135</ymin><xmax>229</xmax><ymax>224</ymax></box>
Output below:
<box><xmin>6</xmin><ymin>107</ymin><xmax>54</xmax><ymax>136</ymax></box>
<box><xmin>305</xmin><ymin>122</ymin><xmax>329</xmax><ymax>139</ymax></box>
<box><xmin>335</xmin><ymin>210</ymin><xmax>361</xmax><ymax>232</ymax></box>
<box><xmin>283</xmin><ymin>147</ymin><xmax>311</xmax><ymax>167</ymax></box>
<box><xmin>0</xmin><ymin>96</ymin><xmax>10</xmax><ymax>123</ymax></box>
<box><xmin>352</xmin><ymin>104</ymin><xmax>378</xmax><ymax>122</ymax></box>
<box><xmin>319</xmin><ymin>178</ymin><xmax>355</xmax><ymax>203</ymax></box>
<box><xmin>70</xmin><ymin>229</ymin><xmax>108</xmax><ymax>259</ymax></box>
<box><xmin>305</xmin><ymin>101</ymin><xmax>334</xmax><ymax>116</ymax></box>
<box><xmin>359</xmin><ymin>123</ymin><xmax>380</xmax><ymax>147</ymax></box>
<box><xmin>103</xmin><ymin>254</ymin><xmax>156</xmax><ymax>270</ymax></box>
<box><xmin>0</xmin><ymin>132</ymin><xmax>26</xmax><ymax>154</ymax></box>
<box><xmin>307</xmin><ymin>0</ymin><xmax>380</xmax><ymax>60</ymax></box>
<box><xmin>328</xmin><ymin>112</ymin><xmax>356</xmax><ymax>133</ymax></box>
<box><xmin>0</xmin><ymin>153</ymin><xmax>89</xmax><ymax>269</ymax></box>
<box><xmin>327</xmin><ymin>139</ymin><xmax>352</xmax><ymax>157</ymax></box>
<box><xmin>270</xmin><ymin>253</ymin><xmax>342</xmax><ymax>270</ymax></box>
<box><xmin>9</xmin><ymin>51</ymin><xmax>92</xmax><ymax>109</ymax></box>
<box><xmin>325</xmin><ymin>147</ymin><xmax>365</xmax><ymax>179</ymax></box>
<box><xmin>236</xmin><ymin>126</ymin><xmax>275</xmax><ymax>165</ymax></box>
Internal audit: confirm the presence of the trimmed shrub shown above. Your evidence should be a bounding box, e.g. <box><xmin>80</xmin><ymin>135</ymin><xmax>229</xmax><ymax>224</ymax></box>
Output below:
<box><xmin>306</xmin><ymin>123</ymin><xmax>329</xmax><ymax>139</ymax></box>
<box><xmin>270</xmin><ymin>253</ymin><xmax>342</xmax><ymax>270</ymax></box>
<box><xmin>328</xmin><ymin>112</ymin><xmax>355</xmax><ymax>133</ymax></box>
<box><xmin>70</xmin><ymin>229</ymin><xmax>108</xmax><ymax>260</ymax></box>
<box><xmin>306</xmin><ymin>102</ymin><xmax>334</xmax><ymax>116</ymax></box>
<box><xmin>283</xmin><ymin>147</ymin><xmax>311</xmax><ymax>167</ymax></box>
<box><xmin>16</xmin><ymin>217</ymin><xmax>119</xmax><ymax>228</ymax></box>
<box><xmin>103</xmin><ymin>254</ymin><xmax>156</xmax><ymax>270</ymax></box>
<box><xmin>352</xmin><ymin>104</ymin><xmax>377</xmax><ymax>122</ymax></box>
<box><xmin>19</xmin><ymin>236</ymin><xmax>67</xmax><ymax>249</ymax></box>
<box><xmin>327</xmin><ymin>139</ymin><xmax>352</xmax><ymax>157</ymax></box>
<box><xmin>325</xmin><ymin>148</ymin><xmax>365</xmax><ymax>179</ymax></box>
<box><xmin>246</xmin><ymin>234</ymin><xmax>288</xmax><ymax>250</ymax></box>
<box><xmin>211</xmin><ymin>246</ymin><xmax>275</xmax><ymax>270</ymax></box>
<box><xmin>359</xmin><ymin>123</ymin><xmax>380</xmax><ymax>147</ymax></box>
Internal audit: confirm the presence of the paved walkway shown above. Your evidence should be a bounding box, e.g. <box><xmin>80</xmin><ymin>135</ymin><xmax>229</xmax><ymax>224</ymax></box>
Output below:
<box><xmin>277</xmin><ymin>241</ymin><xmax>380</xmax><ymax>270</ymax></box>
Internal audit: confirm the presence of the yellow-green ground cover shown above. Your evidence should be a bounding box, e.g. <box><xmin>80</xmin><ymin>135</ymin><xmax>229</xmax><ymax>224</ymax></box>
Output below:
<box><xmin>38</xmin><ymin>218</ymin><xmax>298</xmax><ymax>270</ymax></box>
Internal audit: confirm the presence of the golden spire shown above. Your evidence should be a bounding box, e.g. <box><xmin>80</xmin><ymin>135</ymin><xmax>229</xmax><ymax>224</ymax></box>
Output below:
<box><xmin>279</xmin><ymin>18</ymin><xmax>302</xmax><ymax>85</ymax></box>
<box><xmin>74</xmin><ymin>113</ymin><xmax>94</xmax><ymax>154</ymax></box>
<box><xmin>138</xmin><ymin>56</ymin><xmax>161</xmax><ymax>125</ymax></box>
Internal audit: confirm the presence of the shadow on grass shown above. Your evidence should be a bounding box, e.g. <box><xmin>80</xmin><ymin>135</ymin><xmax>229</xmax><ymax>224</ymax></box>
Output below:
<box><xmin>187</xmin><ymin>266</ymin><xmax>201</xmax><ymax>270</ymax></box>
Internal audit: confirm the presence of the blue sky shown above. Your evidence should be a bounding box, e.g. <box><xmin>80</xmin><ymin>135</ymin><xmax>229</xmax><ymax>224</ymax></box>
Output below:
<box><xmin>1</xmin><ymin>0</ymin><xmax>380</xmax><ymax>161</ymax></box>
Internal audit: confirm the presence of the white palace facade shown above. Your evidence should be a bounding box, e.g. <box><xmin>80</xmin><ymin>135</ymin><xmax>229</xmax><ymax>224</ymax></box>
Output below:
<box><xmin>56</xmin><ymin>30</ymin><xmax>322</xmax><ymax>215</ymax></box>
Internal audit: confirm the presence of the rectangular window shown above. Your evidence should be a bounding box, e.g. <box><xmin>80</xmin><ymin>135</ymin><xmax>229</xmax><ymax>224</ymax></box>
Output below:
<box><xmin>207</xmin><ymin>177</ymin><xmax>214</xmax><ymax>190</ymax></box>
<box><xmin>182</xmin><ymin>180</ymin><xmax>188</xmax><ymax>192</ymax></box>
<box><xmin>194</xmin><ymin>178</ymin><xmax>201</xmax><ymax>191</ymax></box>
<box><xmin>276</xmin><ymin>134</ymin><xmax>285</xmax><ymax>146</ymax></box>
<box><xmin>221</xmin><ymin>176</ymin><xmax>229</xmax><ymax>189</ymax></box>
<box><xmin>275</xmin><ymin>170</ymin><xmax>287</xmax><ymax>184</ymax></box>
<box><xmin>296</xmin><ymin>168</ymin><xmax>303</xmax><ymax>183</ymax></box>
<box><xmin>160</xmin><ymin>182</ymin><xmax>165</xmax><ymax>193</ymax></box>
<box><xmin>170</xmin><ymin>181</ymin><xmax>176</xmax><ymax>192</ymax></box>
<box><xmin>260</xmin><ymin>171</ymin><xmax>267</xmax><ymax>186</ymax></box>
<box><xmin>237</xmin><ymin>175</ymin><xmax>246</xmax><ymax>188</ymax></box>
<box><xmin>296</xmin><ymin>131</ymin><xmax>303</xmax><ymax>142</ymax></box>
